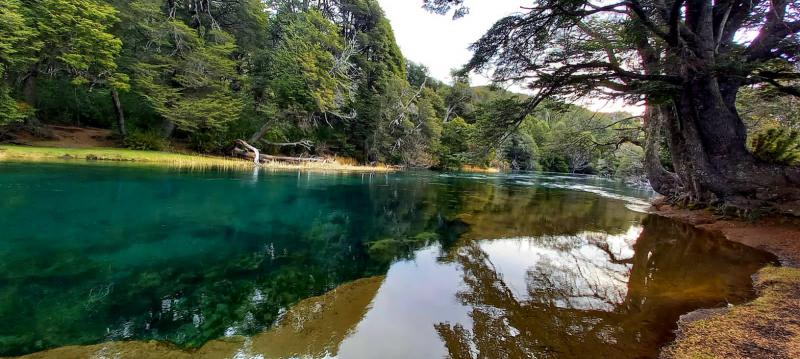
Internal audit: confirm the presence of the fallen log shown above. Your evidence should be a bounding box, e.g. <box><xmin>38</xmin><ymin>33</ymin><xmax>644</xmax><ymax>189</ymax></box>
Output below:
<box><xmin>259</xmin><ymin>154</ymin><xmax>327</xmax><ymax>163</ymax></box>
<box><xmin>232</xmin><ymin>139</ymin><xmax>328</xmax><ymax>164</ymax></box>
<box><xmin>235</xmin><ymin>139</ymin><xmax>260</xmax><ymax>165</ymax></box>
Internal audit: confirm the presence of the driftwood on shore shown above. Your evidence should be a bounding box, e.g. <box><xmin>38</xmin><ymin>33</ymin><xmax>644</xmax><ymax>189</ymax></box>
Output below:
<box><xmin>232</xmin><ymin>139</ymin><xmax>328</xmax><ymax>165</ymax></box>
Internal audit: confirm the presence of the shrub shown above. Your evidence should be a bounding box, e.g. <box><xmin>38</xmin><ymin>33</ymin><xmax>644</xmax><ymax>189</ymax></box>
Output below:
<box><xmin>124</xmin><ymin>130</ymin><xmax>166</xmax><ymax>151</ymax></box>
<box><xmin>749</xmin><ymin>128</ymin><xmax>800</xmax><ymax>165</ymax></box>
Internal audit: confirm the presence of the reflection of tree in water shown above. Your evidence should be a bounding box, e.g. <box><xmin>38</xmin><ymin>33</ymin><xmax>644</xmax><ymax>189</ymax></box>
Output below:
<box><xmin>450</xmin><ymin>185</ymin><xmax>643</xmax><ymax>240</ymax></box>
<box><xmin>436</xmin><ymin>216</ymin><xmax>776</xmax><ymax>359</ymax></box>
<box><xmin>0</xmin><ymin>171</ymin><xmax>771</xmax><ymax>357</ymax></box>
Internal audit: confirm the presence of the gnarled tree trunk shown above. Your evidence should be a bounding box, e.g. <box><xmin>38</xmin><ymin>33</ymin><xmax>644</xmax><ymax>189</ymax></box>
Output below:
<box><xmin>657</xmin><ymin>74</ymin><xmax>800</xmax><ymax>209</ymax></box>
<box><xmin>249</xmin><ymin>121</ymin><xmax>271</xmax><ymax>144</ymax></box>
<box><xmin>642</xmin><ymin>105</ymin><xmax>682</xmax><ymax>198</ymax></box>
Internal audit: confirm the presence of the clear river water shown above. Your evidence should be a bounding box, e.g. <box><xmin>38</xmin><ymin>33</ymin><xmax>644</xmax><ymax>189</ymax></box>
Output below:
<box><xmin>0</xmin><ymin>163</ymin><xmax>776</xmax><ymax>358</ymax></box>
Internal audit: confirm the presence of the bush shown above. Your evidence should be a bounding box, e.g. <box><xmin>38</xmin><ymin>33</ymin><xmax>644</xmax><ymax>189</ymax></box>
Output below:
<box><xmin>0</xmin><ymin>87</ymin><xmax>31</xmax><ymax>125</ymax></box>
<box><xmin>749</xmin><ymin>128</ymin><xmax>800</xmax><ymax>165</ymax></box>
<box><xmin>124</xmin><ymin>130</ymin><xmax>167</xmax><ymax>151</ymax></box>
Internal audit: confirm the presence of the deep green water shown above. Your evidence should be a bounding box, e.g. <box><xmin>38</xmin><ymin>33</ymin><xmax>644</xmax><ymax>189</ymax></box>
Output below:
<box><xmin>0</xmin><ymin>163</ymin><xmax>777</xmax><ymax>358</ymax></box>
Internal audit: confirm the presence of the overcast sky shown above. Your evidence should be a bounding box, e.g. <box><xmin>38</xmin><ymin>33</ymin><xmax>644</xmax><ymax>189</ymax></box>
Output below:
<box><xmin>377</xmin><ymin>0</ymin><xmax>524</xmax><ymax>85</ymax></box>
<box><xmin>377</xmin><ymin>0</ymin><xmax>642</xmax><ymax>114</ymax></box>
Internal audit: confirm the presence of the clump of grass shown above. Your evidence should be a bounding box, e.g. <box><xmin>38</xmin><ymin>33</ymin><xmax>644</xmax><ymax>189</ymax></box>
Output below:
<box><xmin>0</xmin><ymin>145</ymin><xmax>254</xmax><ymax>170</ymax></box>
<box><xmin>0</xmin><ymin>145</ymin><xmax>395</xmax><ymax>172</ymax></box>
<box><xmin>662</xmin><ymin>266</ymin><xmax>800</xmax><ymax>359</ymax></box>
<box><xmin>460</xmin><ymin>165</ymin><xmax>501</xmax><ymax>173</ymax></box>
<box><xmin>258</xmin><ymin>158</ymin><xmax>394</xmax><ymax>172</ymax></box>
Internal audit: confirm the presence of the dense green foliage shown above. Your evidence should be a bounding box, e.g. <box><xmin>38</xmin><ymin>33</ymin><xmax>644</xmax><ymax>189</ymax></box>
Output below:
<box><xmin>1</xmin><ymin>0</ymin><xmax>647</xmax><ymax>175</ymax></box>
<box><xmin>123</xmin><ymin>129</ymin><xmax>167</xmax><ymax>151</ymax></box>
<box><xmin>749</xmin><ymin>128</ymin><xmax>800</xmax><ymax>166</ymax></box>
<box><xmin>424</xmin><ymin>0</ymin><xmax>800</xmax><ymax>207</ymax></box>
<box><xmin>0</xmin><ymin>0</ymin><xmax>38</xmax><ymax>124</ymax></box>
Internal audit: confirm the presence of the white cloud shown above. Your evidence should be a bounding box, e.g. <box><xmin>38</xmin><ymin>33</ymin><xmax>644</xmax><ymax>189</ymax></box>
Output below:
<box><xmin>378</xmin><ymin>0</ymin><xmax>525</xmax><ymax>85</ymax></box>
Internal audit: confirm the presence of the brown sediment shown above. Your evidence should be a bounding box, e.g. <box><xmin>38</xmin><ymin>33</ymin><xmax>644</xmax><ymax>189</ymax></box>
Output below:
<box><xmin>652</xmin><ymin>202</ymin><xmax>800</xmax><ymax>267</ymax></box>
<box><xmin>11</xmin><ymin>276</ymin><xmax>384</xmax><ymax>359</ymax></box>
<box><xmin>654</xmin><ymin>201</ymin><xmax>800</xmax><ymax>359</ymax></box>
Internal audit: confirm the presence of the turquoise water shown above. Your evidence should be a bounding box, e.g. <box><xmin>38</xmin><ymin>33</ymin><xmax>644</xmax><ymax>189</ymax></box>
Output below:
<box><xmin>0</xmin><ymin>163</ymin><xmax>775</xmax><ymax>357</ymax></box>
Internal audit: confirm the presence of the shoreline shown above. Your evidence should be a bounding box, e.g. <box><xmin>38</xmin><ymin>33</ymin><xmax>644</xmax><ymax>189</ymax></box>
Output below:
<box><xmin>652</xmin><ymin>202</ymin><xmax>800</xmax><ymax>359</ymax></box>
<box><xmin>0</xmin><ymin>145</ymin><xmax>395</xmax><ymax>173</ymax></box>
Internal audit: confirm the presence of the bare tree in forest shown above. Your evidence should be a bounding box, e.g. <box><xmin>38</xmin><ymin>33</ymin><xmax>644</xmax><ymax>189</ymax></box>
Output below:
<box><xmin>425</xmin><ymin>0</ymin><xmax>800</xmax><ymax>210</ymax></box>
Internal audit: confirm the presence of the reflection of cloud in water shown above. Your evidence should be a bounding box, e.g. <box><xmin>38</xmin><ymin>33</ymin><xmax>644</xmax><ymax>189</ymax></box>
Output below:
<box><xmin>334</xmin><ymin>228</ymin><xmax>642</xmax><ymax>358</ymax></box>
<box><xmin>336</xmin><ymin>246</ymin><xmax>469</xmax><ymax>359</ymax></box>
<box><xmin>479</xmin><ymin>227</ymin><xmax>641</xmax><ymax>311</ymax></box>
<box><xmin>16</xmin><ymin>218</ymin><xmax>775</xmax><ymax>359</ymax></box>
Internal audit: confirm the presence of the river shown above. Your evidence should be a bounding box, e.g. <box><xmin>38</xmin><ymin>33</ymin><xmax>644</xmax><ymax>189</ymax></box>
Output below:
<box><xmin>0</xmin><ymin>163</ymin><xmax>776</xmax><ymax>358</ymax></box>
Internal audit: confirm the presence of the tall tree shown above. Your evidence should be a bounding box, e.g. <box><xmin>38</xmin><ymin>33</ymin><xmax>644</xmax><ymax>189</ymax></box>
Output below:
<box><xmin>10</xmin><ymin>0</ymin><xmax>126</xmax><ymax>127</ymax></box>
<box><xmin>426</xmin><ymin>0</ymin><xmax>800</xmax><ymax>210</ymax></box>
<box><xmin>442</xmin><ymin>72</ymin><xmax>473</xmax><ymax>123</ymax></box>
<box><xmin>119</xmin><ymin>0</ymin><xmax>242</xmax><ymax>148</ymax></box>
<box><xmin>0</xmin><ymin>0</ymin><xmax>40</xmax><ymax>124</ymax></box>
<box><xmin>248</xmin><ymin>10</ymin><xmax>352</xmax><ymax>146</ymax></box>
<box><xmin>338</xmin><ymin>0</ymin><xmax>408</xmax><ymax>161</ymax></box>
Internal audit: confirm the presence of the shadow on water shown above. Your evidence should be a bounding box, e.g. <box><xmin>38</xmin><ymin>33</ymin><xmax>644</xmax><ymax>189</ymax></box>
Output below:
<box><xmin>0</xmin><ymin>164</ymin><xmax>777</xmax><ymax>358</ymax></box>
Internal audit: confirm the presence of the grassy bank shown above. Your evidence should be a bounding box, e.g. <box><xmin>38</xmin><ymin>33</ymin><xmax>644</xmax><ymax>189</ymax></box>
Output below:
<box><xmin>662</xmin><ymin>266</ymin><xmax>800</xmax><ymax>359</ymax></box>
<box><xmin>0</xmin><ymin>145</ymin><xmax>393</xmax><ymax>172</ymax></box>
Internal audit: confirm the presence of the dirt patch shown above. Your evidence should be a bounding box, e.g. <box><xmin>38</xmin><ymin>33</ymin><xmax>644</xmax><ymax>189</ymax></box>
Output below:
<box><xmin>8</xmin><ymin>125</ymin><xmax>116</xmax><ymax>148</ymax></box>
<box><xmin>655</xmin><ymin>202</ymin><xmax>800</xmax><ymax>359</ymax></box>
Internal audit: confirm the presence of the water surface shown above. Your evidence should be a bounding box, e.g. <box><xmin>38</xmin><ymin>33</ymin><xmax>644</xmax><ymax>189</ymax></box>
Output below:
<box><xmin>0</xmin><ymin>164</ymin><xmax>775</xmax><ymax>358</ymax></box>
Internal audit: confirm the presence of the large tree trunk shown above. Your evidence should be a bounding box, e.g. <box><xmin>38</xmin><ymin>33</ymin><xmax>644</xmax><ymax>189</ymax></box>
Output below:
<box><xmin>22</xmin><ymin>71</ymin><xmax>40</xmax><ymax>127</ymax></box>
<box><xmin>660</xmin><ymin>75</ymin><xmax>800</xmax><ymax>209</ymax></box>
<box><xmin>642</xmin><ymin>105</ymin><xmax>682</xmax><ymax>198</ymax></box>
<box><xmin>111</xmin><ymin>89</ymin><xmax>127</xmax><ymax>137</ymax></box>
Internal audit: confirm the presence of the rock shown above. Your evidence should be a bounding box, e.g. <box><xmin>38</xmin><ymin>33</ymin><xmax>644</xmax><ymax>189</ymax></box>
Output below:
<box><xmin>676</xmin><ymin>306</ymin><xmax>729</xmax><ymax>325</ymax></box>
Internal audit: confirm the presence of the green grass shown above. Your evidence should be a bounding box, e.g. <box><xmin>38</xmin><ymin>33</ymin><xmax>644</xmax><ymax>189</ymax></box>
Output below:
<box><xmin>0</xmin><ymin>145</ymin><xmax>393</xmax><ymax>172</ymax></box>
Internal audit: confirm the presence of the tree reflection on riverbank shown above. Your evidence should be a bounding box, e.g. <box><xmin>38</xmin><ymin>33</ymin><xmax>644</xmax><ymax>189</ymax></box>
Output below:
<box><xmin>435</xmin><ymin>216</ymin><xmax>776</xmax><ymax>359</ymax></box>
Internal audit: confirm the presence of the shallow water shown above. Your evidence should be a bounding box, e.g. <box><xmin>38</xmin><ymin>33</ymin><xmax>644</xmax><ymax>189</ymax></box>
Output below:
<box><xmin>0</xmin><ymin>163</ymin><xmax>776</xmax><ymax>358</ymax></box>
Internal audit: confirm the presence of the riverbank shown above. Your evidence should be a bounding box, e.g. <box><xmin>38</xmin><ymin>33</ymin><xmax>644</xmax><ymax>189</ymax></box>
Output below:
<box><xmin>654</xmin><ymin>202</ymin><xmax>800</xmax><ymax>359</ymax></box>
<box><xmin>0</xmin><ymin>145</ymin><xmax>394</xmax><ymax>172</ymax></box>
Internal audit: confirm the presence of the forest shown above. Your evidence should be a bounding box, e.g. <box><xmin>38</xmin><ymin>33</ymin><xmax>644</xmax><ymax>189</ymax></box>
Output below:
<box><xmin>0</xmin><ymin>0</ymin><xmax>798</xmax><ymax>193</ymax></box>
<box><xmin>0</xmin><ymin>0</ymin><xmax>684</xmax><ymax>177</ymax></box>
